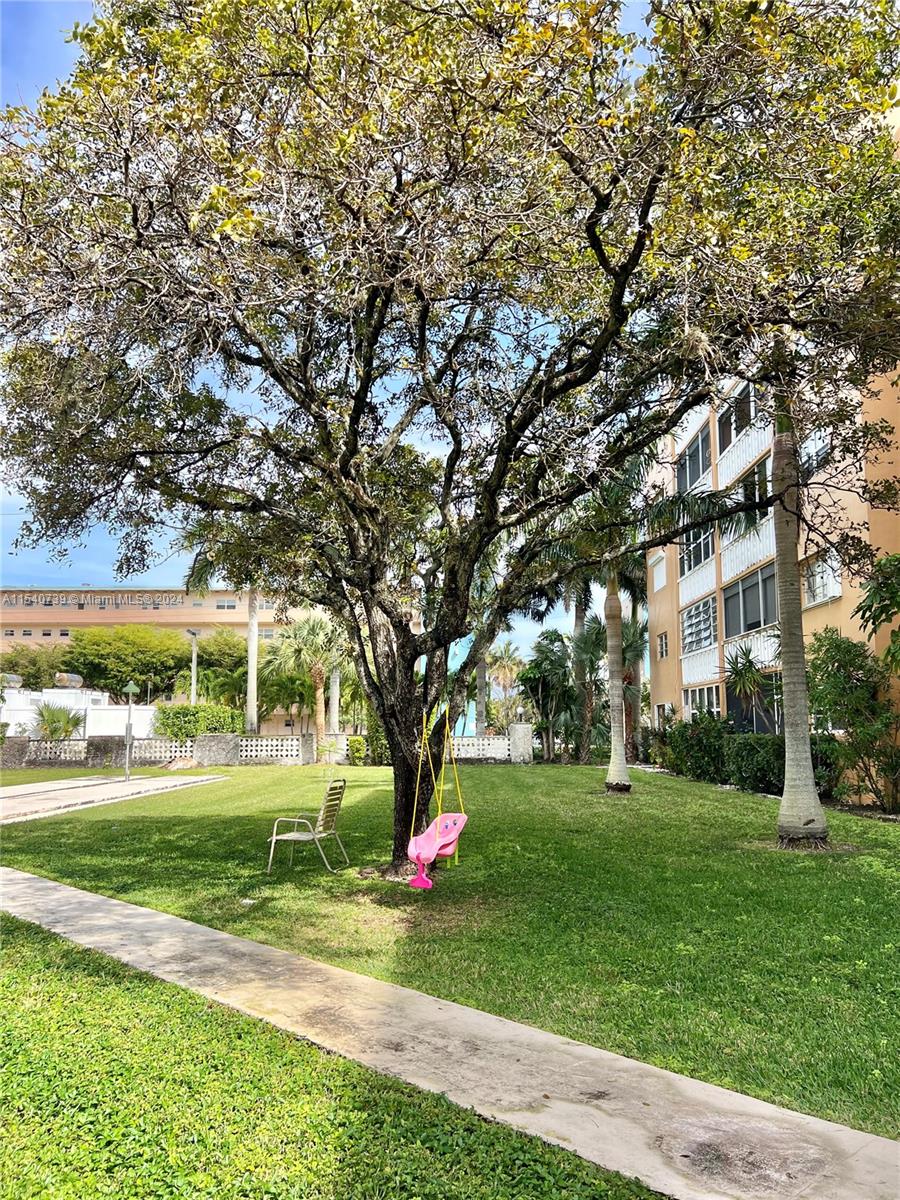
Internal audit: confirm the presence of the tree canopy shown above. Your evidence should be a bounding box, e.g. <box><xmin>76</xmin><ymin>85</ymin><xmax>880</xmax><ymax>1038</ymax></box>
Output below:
<box><xmin>2</xmin><ymin>0</ymin><xmax>899</xmax><ymax>858</ymax></box>
<box><xmin>62</xmin><ymin>626</ymin><xmax>191</xmax><ymax>702</ymax></box>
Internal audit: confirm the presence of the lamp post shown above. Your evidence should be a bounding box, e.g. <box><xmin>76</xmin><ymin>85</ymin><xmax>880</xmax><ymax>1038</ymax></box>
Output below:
<box><xmin>123</xmin><ymin>679</ymin><xmax>140</xmax><ymax>781</ymax></box>
<box><xmin>186</xmin><ymin>629</ymin><xmax>199</xmax><ymax>704</ymax></box>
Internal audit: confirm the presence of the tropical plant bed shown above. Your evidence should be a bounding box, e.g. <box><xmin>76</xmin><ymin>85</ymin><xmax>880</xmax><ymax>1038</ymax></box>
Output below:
<box><xmin>1</xmin><ymin>916</ymin><xmax>655</xmax><ymax>1200</ymax></box>
<box><xmin>2</xmin><ymin>764</ymin><xmax>898</xmax><ymax>1137</ymax></box>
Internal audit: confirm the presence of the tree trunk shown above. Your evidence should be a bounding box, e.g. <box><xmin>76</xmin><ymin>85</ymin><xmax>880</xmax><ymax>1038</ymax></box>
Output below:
<box><xmin>312</xmin><ymin>665</ymin><xmax>327</xmax><ymax>747</ymax></box>
<box><xmin>382</xmin><ymin>712</ymin><xmax>434</xmax><ymax>871</ymax></box>
<box><xmin>605</xmin><ymin>575</ymin><xmax>631</xmax><ymax>792</ymax></box>
<box><xmin>245</xmin><ymin>587</ymin><xmax>259</xmax><ymax>735</ymax></box>
<box><xmin>631</xmin><ymin>656</ymin><xmax>642</xmax><ymax>761</ymax></box>
<box><xmin>475</xmin><ymin>659</ymin><xmax>488</xmax><ymax>735</ymax></box>
<box><xmin>328</xmin><ymin>666</ymin><xmax>340</xmax><ymax>734</ymax></box>
<box><xmin>772</xmin><ymin>425</ymin><xmax>827</xmax><ymax>846</ymax></box>
<box><xmin>579</xmin><ymin>680</ymin><xmax>595</xmax><ymax>764</ymax></box>
<box><xmin>574</xmin><ymin>595</ymin><xmax>593</xmax><ymax>764</ymax></box>
<box><xmin>623</xmin><ymin>669</ymin><xmax>636</xmax><ymax>762</ymax></box>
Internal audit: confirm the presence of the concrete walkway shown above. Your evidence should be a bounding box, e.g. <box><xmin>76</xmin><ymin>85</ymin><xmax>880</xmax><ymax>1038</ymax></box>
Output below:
<box><xmin>2</xmin><ymin>869</ymin><xmax>895</xmax><ymax>1200</ymax></box>
<box><xmin>0</xmin><ymin>775</ymin><xmax>225</xmax><ymax>823</ymax></box>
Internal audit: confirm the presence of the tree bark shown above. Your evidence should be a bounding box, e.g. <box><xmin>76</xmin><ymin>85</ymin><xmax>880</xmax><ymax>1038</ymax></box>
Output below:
<box><xmin>245</xmin><ymin>587</ymin><xmax>259</xmax><ymax>735</ymax></box>
<box><xmin>631</xmin><ymin>656</ymin><xmax>642</xmax><ymax>761</ymax></box>
<box><xmin>772</xmin><ymin>425</ymin><xmax>827</xmax><ymax>846</ymax></box>
<box><xmin>475</xmin><ymin>659</ymin><xmax>488</xmax><ymax>735</ymax></box>
<box><xmin>312</xmin><ymin>664</ymin><xmax>327</xmax><ymax>747</ymax></box>
<box><xmin>605</xmin><ymin>575</ymin><xmax>631</xmax><ymax>792</ymax></box>
<box><xmin>382</xmin><ymin>713</ymin><xmax>434</xmax><ymax>870</ymax></box>
<box><xmin>328</xmin><ymin>666</ymin><xmax>341</xmax><ymax>734</ymax></box>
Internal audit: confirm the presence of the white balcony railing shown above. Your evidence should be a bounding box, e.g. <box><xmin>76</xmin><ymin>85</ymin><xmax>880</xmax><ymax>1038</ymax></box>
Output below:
<box><xmin>681</xmin><ymin>646</ymin><xmax>720</xmax><ymax>685</ymax></box>
<box><xmin>723</xmin><ymin>628</ymin><xmax>780</xmax><ymax>669</ymax></box>
<box><xmin>678</xmin><ymin>557</ymin><xmax>717</xmax><ymax>607</ymax></box>
<box><xmin>717</xmin><ymin>421</ymin><xmax>773</xmax><ymax>489</ymax></box>
<box><xmin>721</xmin><ymin>518</ymin><xmax>774</xmax><ymax>584</ymax></box>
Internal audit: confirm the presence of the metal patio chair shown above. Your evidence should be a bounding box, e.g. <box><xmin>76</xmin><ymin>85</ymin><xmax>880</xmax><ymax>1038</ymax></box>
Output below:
<box><xmin>266</xmin><ymin>778</ymin><xmax>349</xmax><ymax>874</ymax></box>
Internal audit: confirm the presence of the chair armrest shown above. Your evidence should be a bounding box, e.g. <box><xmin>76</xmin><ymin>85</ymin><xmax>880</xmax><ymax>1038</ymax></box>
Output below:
<box><xmin>271</xmin><ymin>817</ymin><xmax>316</xmax><ymax>835</ymax></box>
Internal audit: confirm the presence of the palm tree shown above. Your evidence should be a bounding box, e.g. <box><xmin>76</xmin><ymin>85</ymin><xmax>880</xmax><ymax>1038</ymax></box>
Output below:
<box><xmin>488</xmin><ymin>639</ymin><xmax>525</xmax><ymax>699</ymax></box>
<box><xmin>571</xmin><ymin>613</ymin><xmax>608</xmax><ymax>763</ymax></box>
<box><xmin>475</xmin><ymin>659</ymin><xmax>488</xmax><ymax>735</ymax></box>
<box><xmin>262</xmin><ymin>615</ymin><xmax>345</xmax><ymax>744</ymax></box>
<box><xmin>31</xmin><ymin>703</ymin><xmax>84</xmax><ymax>740</ymax></box>
<box><xmin>517</xmin><ymin>630</ymin><xmax>574</xmax><ymax>762</ymax></box>
<box><xmin>772</xmin><ymin>400</ymin><xmax>827</xmax><ymax>847</ymax></box>
<box><xmin>622</xmin><ymin>615</ymin><xmax>649</xmax><ymax>762</ymax></box>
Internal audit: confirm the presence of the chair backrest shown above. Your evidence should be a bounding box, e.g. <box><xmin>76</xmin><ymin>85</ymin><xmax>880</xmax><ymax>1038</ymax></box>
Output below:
<box><xmin>314</xmin><ymin>778</ymin><xmax>346</xmax><ymax>834</ymax></box>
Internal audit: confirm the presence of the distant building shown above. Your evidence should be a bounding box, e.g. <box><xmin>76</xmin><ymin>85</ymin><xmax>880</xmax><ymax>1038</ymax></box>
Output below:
<box><xmin>0</xmin><ymin>586</ymin><xmax>296</xmax><ymax>648</ymax></box>
<box><xmin>646</xmin><ymin>367</ymin><xmax>900</xmax><ymax>731</ymax></box>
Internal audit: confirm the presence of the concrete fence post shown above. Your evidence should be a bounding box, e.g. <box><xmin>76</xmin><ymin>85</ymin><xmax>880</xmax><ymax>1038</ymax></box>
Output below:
<box><xmin>508</xmin><ymin>723</ymin><xmax>534</xmax><ymax>765</ymax></box>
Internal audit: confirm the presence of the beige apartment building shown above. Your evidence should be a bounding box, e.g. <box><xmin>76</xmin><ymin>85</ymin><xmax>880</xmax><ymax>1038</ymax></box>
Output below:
<box><xmin>647</xmin><ymin>368</ymin><xmax>900</xmax><ymax>732</ymax></box>
<box><xmin>0</xmin><ymin>587</ymin><xmax>293</xmax><ymax>647</ymax></box>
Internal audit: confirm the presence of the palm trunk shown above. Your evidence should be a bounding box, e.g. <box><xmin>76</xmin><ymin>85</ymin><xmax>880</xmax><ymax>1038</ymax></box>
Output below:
<box><xmin>475</xmin><ymin>659</ymin><xmax>488</xmax><ymax>735</ymax></box>
<box><xmin>772</xmin><ymin>421</ymin><xmax>827</xmax><ymax>846</ymax></box>
<box><xmin>631</xmin><ymin>656</ymin><xmax>642</xmax><ymax>761</ymax></box>
<box><xmin>245</xmin><ymin>587</ymin><xmax>259</xmax><ymax>735</ymax></box>
<box><xmin>312</xmin><ymin>665</ymin><xmax>327</xmax><ymax>746</ymax></box>
<box><xmin>574</xmin><ymin>594</ymin><xmax>593</xmax><ymax>764</ymax></box>
<box><xmin>605</xmin><ymin>575</ymin><xmax>631</xmax><ymax>792</ymax></box>
<box><xmin>328</xmin><ymin>666</ymin><xmax>340</xmax><ymax>734</ymax></box>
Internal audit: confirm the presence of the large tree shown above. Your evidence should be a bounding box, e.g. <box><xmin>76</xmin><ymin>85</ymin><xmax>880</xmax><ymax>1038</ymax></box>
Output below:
<box><xmin>2</xmin><ymin>1</ymin><xmax>898</xmax><ymax>866</ymax></box>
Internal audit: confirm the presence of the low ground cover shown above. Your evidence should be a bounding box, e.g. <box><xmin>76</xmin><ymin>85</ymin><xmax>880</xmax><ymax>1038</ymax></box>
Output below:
<box><xmin>2</xmin><ymin>764</ymin><xmax>898</xmax><ymax>1136</ymax></box>
<box><xmin>1</xmin><ymin>916</ymin><xmax>654</xmax><ymax>1200</ymax></box>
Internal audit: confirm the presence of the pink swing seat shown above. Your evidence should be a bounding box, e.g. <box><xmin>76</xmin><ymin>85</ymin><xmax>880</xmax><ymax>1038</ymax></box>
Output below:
<box><xmin>407</xmin><ymin>812</ymin><xmax>467</xmax><ymax>889</ymax></box>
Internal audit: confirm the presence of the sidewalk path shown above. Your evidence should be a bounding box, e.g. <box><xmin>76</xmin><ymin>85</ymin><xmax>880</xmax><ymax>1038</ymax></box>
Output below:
<box><xmin>0</xmin><ymin>775</ymin><xmax>224</xmax><ymax>823</ymax></box>
<box><xmin>1</xmin><ymin>867</ymin><xmax>896</xmax><ymax>1200</ymax></box>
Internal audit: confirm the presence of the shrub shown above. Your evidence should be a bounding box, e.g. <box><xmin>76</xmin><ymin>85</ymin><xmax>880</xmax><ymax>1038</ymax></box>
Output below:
<box><xmin>346</xmin><ymin>735</ymin><xmax>366</xmax><ymax>766</ymax></box>
<box><xmin>807</xmin><ymin>628</ymin><xmax>900</xmax><ymax>812</ymax></box>
<box><xmin>364</xmin><ymin>700</ymin><xmax>392</xmax><ymax>766</ymax></box>
<box><xmin>665</xmin><ymin>714</ymin><xmax>730</xmax><ymax>783</ymax></box>
<box><xmin>154</xmin><ymin>704</ymin><xmax>244</xmax><ymax>738</ymax></box>
<box><xmin>723</xmin><ymin>733</ymin><xmax>784</xmax><ymax>795</ymax></box>
<box><xmin>30</xmin><ymin>703</ymin><xmax>85</xmax><ymax>741</ymax></box>
<box><xmin>810</xmin><ymin>733</ymin><xmax>846</xmax><ymax>802</ymax></box>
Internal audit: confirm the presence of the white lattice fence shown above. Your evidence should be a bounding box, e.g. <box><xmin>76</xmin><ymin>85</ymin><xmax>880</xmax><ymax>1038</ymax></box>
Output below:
<box><xmin>132</xmin><ymin>738</ymin><xmax>195</xmax><ymax>763</ymax></box>
<box><xmin>239</xmin><ymin>735</ymin><xmax>315</xmax><ymax>763</ymax></box>
<box><xmin>451</xmin><ymin>736</ymin><xmax>511</xmax><ymax>762</ymax></box>
<box><xmin>25</xmin><ymin>739</ymin><xmax>88</xmax><ymax>763</ymax></box>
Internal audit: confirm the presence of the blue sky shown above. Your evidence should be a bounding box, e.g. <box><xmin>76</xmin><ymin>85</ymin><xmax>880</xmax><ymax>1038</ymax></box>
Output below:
<box><xmin>0</xmin><ymin>0</ymin><xmax>608</xmax><ymax>649</ymax></box>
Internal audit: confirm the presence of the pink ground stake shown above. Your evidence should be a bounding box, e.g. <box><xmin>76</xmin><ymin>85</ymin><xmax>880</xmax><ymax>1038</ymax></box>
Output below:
<box><xmin>407</xmin><ymin>813</ymin><xmax>468</xmax><ymax>889</ymax></box>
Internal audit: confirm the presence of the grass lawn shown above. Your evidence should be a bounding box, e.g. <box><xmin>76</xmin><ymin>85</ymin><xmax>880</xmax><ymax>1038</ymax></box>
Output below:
<box><xmin>0</xmin><ymin>766</ymin><xmax>199</xmax><ymax>787</ymax></box>
<box><xmin>2</xmin><ymin>764</ymin><xmax>898</xmax><ymax>1137</ymax></box>
<box><xmin>1</xmin><ymin>915</ymin><xmax>655</xmax><ymax>1200</ymax></box>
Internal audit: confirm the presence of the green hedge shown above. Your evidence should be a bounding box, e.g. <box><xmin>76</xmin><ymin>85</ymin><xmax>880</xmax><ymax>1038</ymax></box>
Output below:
<box><xmin>665</xmin><ymin>713</ymin><xmax>730</xmax><ymax>783</ymax></box>
<box><xmin>663</xmin><ymin>722</ymin><xmax>845</xmax><ymax>799</ymax></box>
<box><xmin>347</xmin><ymin>735</ymin><xmax>366</xmax><ymax>766</ymax></box>
<box><xmin>154</xmin><ymin>704</ymin><xmax>244</xmax><ymax>738</ymax></box>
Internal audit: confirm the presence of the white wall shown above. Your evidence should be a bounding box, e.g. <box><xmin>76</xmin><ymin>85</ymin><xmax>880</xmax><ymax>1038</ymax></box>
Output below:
<box><xmin>0</xmin><ymin>687</ymin><xmax>157</xmax><ymax>738</ymax></box>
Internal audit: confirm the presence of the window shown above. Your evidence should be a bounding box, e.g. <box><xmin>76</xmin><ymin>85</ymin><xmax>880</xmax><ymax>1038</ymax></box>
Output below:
<box><xmin>655</xmin><ymin>703</ymin><xmax>667</xmax><ymax>728</ymax></box>
<box><xmin>23</xmin><ymin>597</ymin><xmax>34</xmax><ymax>607</ymax></box>
<box><xmin>804</xmin><ymin>554</ymin><xmax>841</xmax><ymax>606</ymax></box>
<box><xmin>676</xmin><ymin>426</ymin><xmax>711</xmax><ymax>492</ymax></box>
<box><xmin>260</xmin><ymin>628</ymin><xmax>275</xmax><ymax>640</ymax></box>
<box><xmin>680</xmin><ymin>596</ymin><xmax>718</xmax><ymax>654</ymax></box>
<box><xmin>99</xmin><ymin>599</ymin><xmax>107</xmax><ymax>609</ymax></box>
<box><xmin>3</xmin><ymin>629</ymin><xmax>13</xmax><ymax>638</ymax></box>
<box><xmin>739</xmin><ymin>456</ymin><xmax>769</xmax><ymax>525</ymax></box>
<box><xmin>723</xmin><ymin>563</ymin><xmax>777</xmax><ymax>638</ymax></box>
<box><xmin>43</xmin><ymin>598</ymin><xmax>53</xmax><ymax>607</ymax></box>
<box><xmin>192</xmin><ymin>600</ymin><xmax>204</xmax><ymax>607</ymax></box>
<box><xmin>651</xmin><ymin>554</ymin><xmax>667</xmax><ymax>592</ymax></box>
<box><xmin>657</xmin><ymin>632</ymin><xmax>668</xmax><ymax>659</ymax></box>
<box><xmin>216</xmin><ymin>598</ymin><xmax>237</xmax><ymax>610</ymax></box>
<box><xmin>22</xmin><ymin>629</ymin><xmax>32</xmax><ymax>637</ymax></box>
<box><xmin>59</xmin><ymin>596</ymin><xmax>69</xmax><ymax>607</ymax></box>
<box><xmin>726</xmin><ymin>674</ymin><xmax>782</xmax><ymax>734</ymax></box>
<box><xmin>59</xmin><ymin>629</ymin><xmax>69</xmax><ymax>638</ymax></box>
<box><xmin>42</xmin><ymin>629</ymin><xmax>52</xmax><ymax>638</ymax></box>
<box><xmin>260</xmin><ymin>598</ymin><xmax>275</xmax><ymax>610</ymax></box>
<box><xmin>717</xmin><ymin>383</ymin><xmax>756</xmax><ymax>452</ymax></box>
<box><xmin>679</xmin><ymin>524</ymin><xmax>714</xmax><ymax>576</ymax></box>
<box><xmin>800</xmin><ymin>428</ymin><xmax>829</xmax><ymax>472</ymax></box>
<box><xmin>682</xmin><ymin>685</ymin><xmax>721</xmax><ymax>719</ymax></box>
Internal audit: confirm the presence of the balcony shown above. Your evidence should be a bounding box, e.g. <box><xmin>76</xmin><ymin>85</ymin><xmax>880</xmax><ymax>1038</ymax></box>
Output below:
<box><xmin>718</xmin><ymin>420</ymin><xmax>773</xmax><ymax>489</ymax></box>
<box><xmin>678</xmin><ymin>557</ymin><xmax>716</xmax><ymax>607</ymax></box>
<box><xmin>724</xmin><ymin>627</ymin><xmax>780</xmax><ymax>669</ymax></box>
<box><xmin>673</xmin><ymin>405</ymin><xmax>712</xmax><ymax>456</ymax></box>
<box><xmin>681</xmin><ymin>645</ymin><xmax>720</xmax><ymax>685</ymax></box>
<box><xmin>721</xmin><ymin>517</ymin><xmax>774</xmax><ymax>584</ymax></box>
